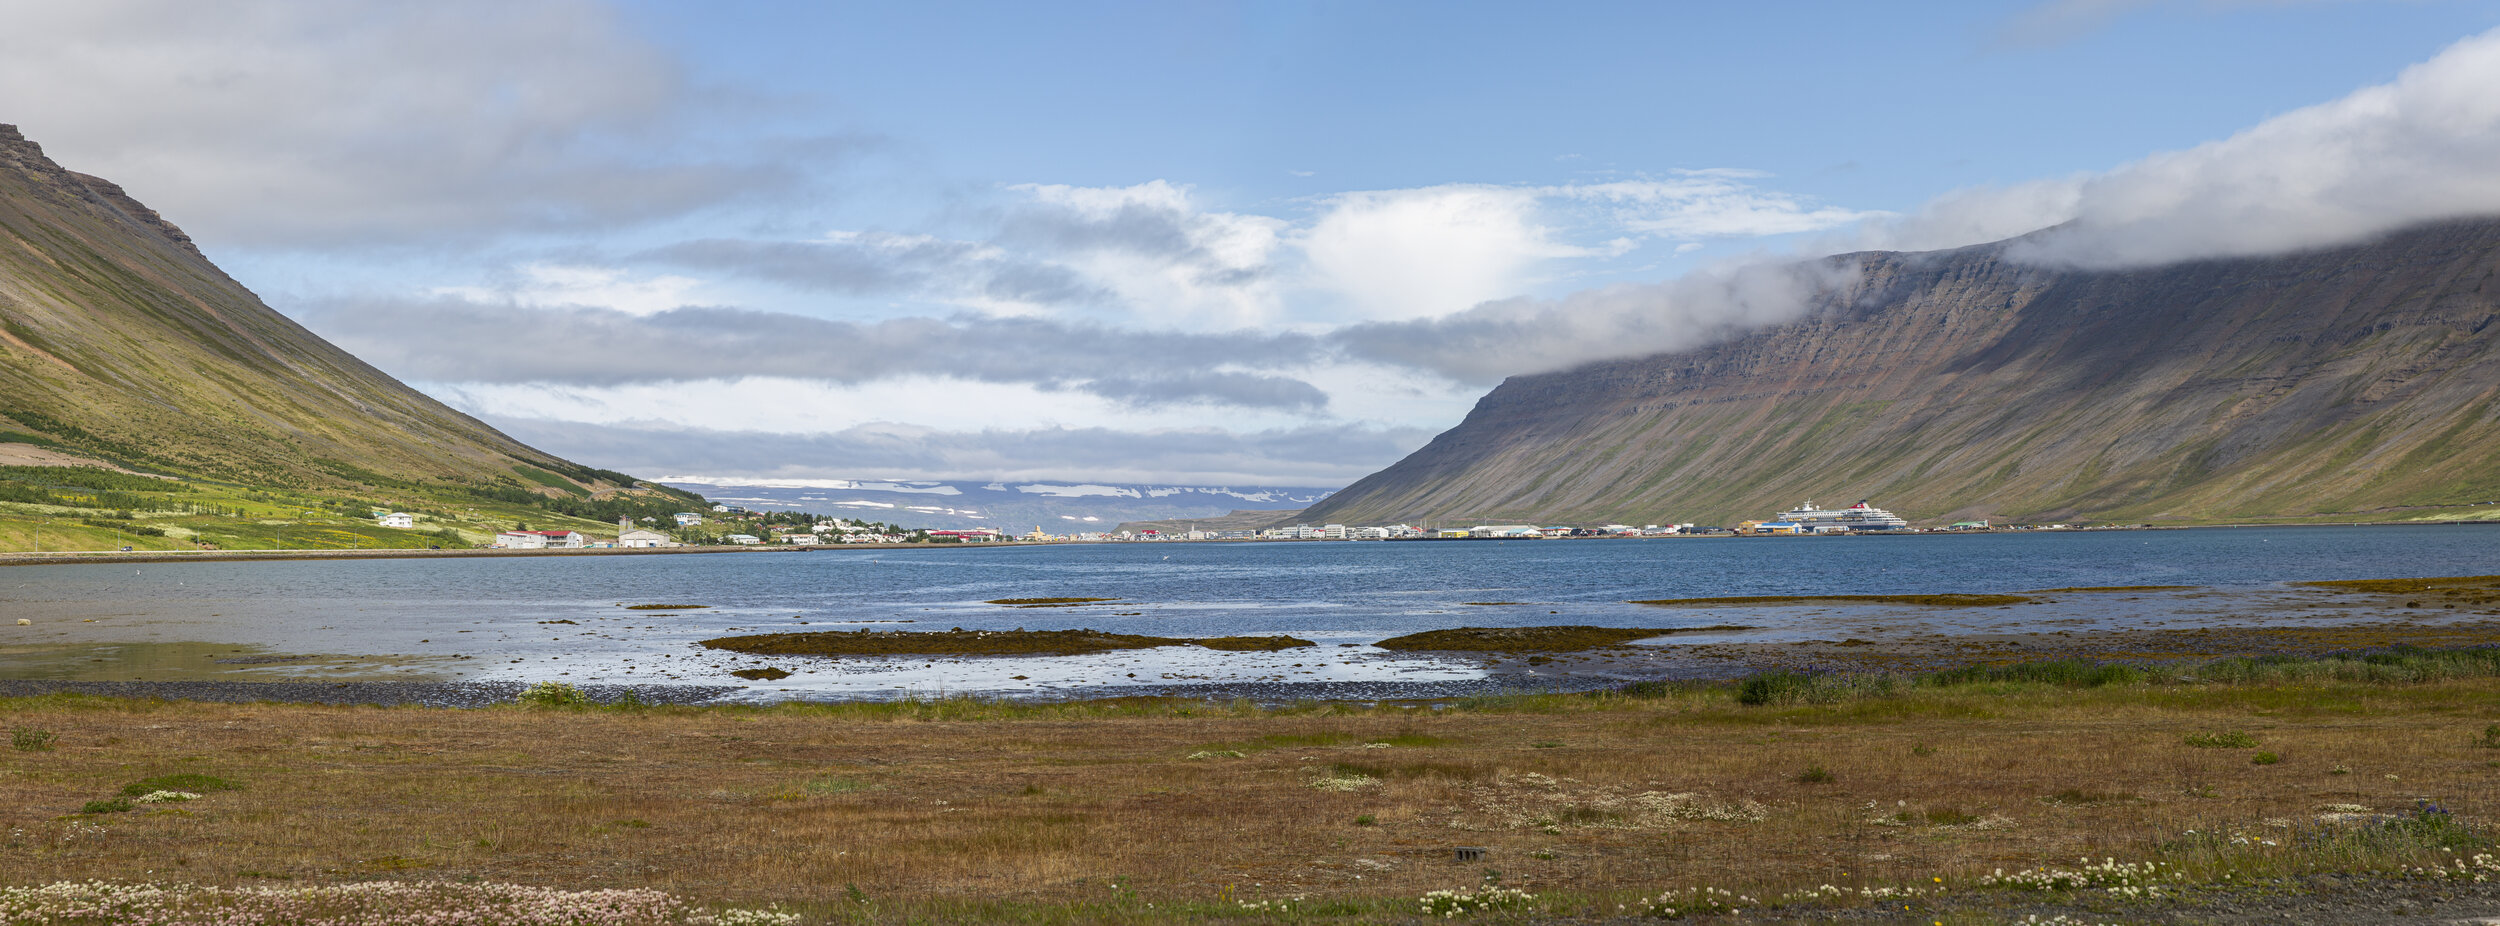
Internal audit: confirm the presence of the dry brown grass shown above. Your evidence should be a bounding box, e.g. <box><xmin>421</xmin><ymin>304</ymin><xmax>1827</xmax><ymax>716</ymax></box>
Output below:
<box><xmin>4</xmin><ymin>678</ymin><xmax>2499</xmax><ymax>917</ymax></box>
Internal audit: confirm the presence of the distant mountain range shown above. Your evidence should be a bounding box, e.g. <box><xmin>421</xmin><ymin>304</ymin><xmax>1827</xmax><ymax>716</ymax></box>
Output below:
<box><xmin>659</xmin><ymin>477</ymin><xmax>1331</xmax><ymax>531</ymax></box>
<box><xmin>1306</xmin><ymin>217</ymin><xmax>2500</xmax><ymax>528</ymax></box>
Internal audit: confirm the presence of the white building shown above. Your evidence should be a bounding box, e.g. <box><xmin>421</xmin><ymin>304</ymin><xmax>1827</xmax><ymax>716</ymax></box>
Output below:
<box><xmin>673</xmin><ymin>512</ymin><xmax>705</xmax><ymax>526</ymax></box>
<box><xmin>1469</xmin><ymin>524</ymin><xmax>1544</xmax><ymax>538</ymax></box>
<box><xmin>781</xmin><ymin>534</ymin><xmax>821</xmax><ymax>545</ymax></box>
<box><xmin>378</xmin><ymin>512</ymin><xmax>415</xmax><ymax>529</ymax></box>
<box><xmin>724</xmin><ymin>534</ymin><xmax>762</xmax><ymax>545</ymax></box>
<box><xmin>619</xmin><ymin>529</ymin><xmax>674</xmax><ymax>548</ymax></box>
<box><xmin>493</xmin><ymin>530</ymin><xmax>586</xmax><ymax>550</ymax></box>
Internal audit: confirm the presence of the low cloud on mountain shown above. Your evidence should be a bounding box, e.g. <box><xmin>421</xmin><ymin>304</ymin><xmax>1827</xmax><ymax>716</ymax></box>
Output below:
<box><xmin>1864</xmin><ymin>27</ymin><xmax>2500</xmax><ymax>269</ymax></box>
<box><xmin>1331</xmin><ymin>259</ymin><xmax>1862</xmax><ymax>385</ymax></box>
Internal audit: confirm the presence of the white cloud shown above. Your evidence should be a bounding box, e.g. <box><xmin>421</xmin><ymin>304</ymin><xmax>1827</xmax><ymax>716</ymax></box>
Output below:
<box><xmin>430</xmin><ymin>376</ymin><xmax>1326</xmax><ymax>436</ymax></box>
<box><xmin>1004</xmin><ymin>180</ymin><xmax>1288</xmax><ymax>328</ymax></box>
<box><xmin>1558</xmin><ymin>175</ymin><xmax>1882</xmax><ymax>239</ymax></box>
<box><xmin>487</xmin><ymin>415</ymin><xmax>1435</xmax><ymax>486</ymax></box>
<box><xmin>1298</xmin><ymin>176</ymin><xmax>1873</xmax><ymax>323</ymax></box>
<box><xmin>1302</xmin><ymin>185</ymin><xmax>1584</xmax><ymax>322</ymax></box>
<box><xmin>432</xmin><ymin>264</ymin><xmax>704</xmax><ymax>316</ymax></box>
<box><xmin>0</xmin><ymin>0</ymin><xmax>802</xmax><ymax>249</ymax></box>
<box><xmin>1333</xmin><ymin>258</ymin><xmax>1862</xmax><ymax>384</ymax></box>
<box><xmin>1864</xmin><ymin>26</ymin><xmax>2500</xmax><ymax>268</ymax></box>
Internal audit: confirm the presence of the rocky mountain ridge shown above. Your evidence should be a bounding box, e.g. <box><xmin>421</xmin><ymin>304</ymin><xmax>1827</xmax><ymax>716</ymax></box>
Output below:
<box><xmin>1304</xmin><ymin>218</ymin><xmax>2500</xmax><ymax>527</ymax></box>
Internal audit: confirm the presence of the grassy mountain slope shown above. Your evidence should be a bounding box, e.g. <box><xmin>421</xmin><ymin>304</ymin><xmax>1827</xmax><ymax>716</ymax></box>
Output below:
<box><xmin>0</xmin><ymin>124</ymin><xmax>696</xmax><ymax>550</ymax></box>
<box><xmin>1305</xmin><ymin>218</ymin><xmax>2500</xmax><ymax>527</ymax></box>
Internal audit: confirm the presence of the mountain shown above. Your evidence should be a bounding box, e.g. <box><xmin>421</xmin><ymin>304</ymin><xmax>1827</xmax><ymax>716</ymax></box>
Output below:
<box><xmin>661</xmin><ymin>478</ymin><xmax>1330</xmax><ymax>531</ymax></box>
<box><xmin>1304</xmin><ymin>218</ymin><xmax>2500</xmax><ymax>528</ymax></box>
<box><xmin>0</xmin><ymin>123</ymin><xmax>643</xmax><ymax>497</ymax></box>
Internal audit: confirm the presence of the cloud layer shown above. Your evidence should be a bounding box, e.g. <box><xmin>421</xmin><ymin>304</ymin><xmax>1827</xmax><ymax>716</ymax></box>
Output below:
<box><xmin>304</xmin><ymin>296</ymin><xmax>1329</xmax><ymax>410</ymax></box>
<box><xmin>1866</xmin><ymin>27</ymin><xmax>2500</xmax><ymax>269</ymax></box>
<box><xmin>0</xmin><ymin>0</ymin><xmax>819</xmax><ymax>248</ymax></box>
<box><xmin>1333</xmin><ymin>259</ymin><xmax>1863</xmax><ymax>384</ymax></box>
<box><xmin>482</xmin><ymin>415</ymin><xmax>1434</xmax><ymax>487</ymax></box>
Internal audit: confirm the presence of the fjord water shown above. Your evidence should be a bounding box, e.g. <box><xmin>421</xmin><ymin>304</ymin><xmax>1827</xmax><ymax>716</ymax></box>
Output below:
<box><xmin>3</xmin><ymin>525</ymin><xmax>2495</xmax><ymax>698</ymax></box>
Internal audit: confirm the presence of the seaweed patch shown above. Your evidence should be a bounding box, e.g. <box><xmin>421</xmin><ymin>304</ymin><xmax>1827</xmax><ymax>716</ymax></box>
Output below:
<box><xmin>1629</xmin><ymin>594</ymin><xmax>2031</xmax><ymax>608</ymax></box>
<box><xmin>2031</xmin><ymin>585</ymin><xmax>2200</xmax><ymax>593</ymax></box>
<box><xmin>1373</xmin><ymin>625</ymin><xmax>1751</xmax><ymax>653</ymax></box>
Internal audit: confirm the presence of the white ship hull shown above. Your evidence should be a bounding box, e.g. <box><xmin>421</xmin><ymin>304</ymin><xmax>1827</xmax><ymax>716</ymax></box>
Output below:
<box><xmin>1774</xmin><ymin>499</ymin><xmax>1909</xmax><ymax>530</ymax></box>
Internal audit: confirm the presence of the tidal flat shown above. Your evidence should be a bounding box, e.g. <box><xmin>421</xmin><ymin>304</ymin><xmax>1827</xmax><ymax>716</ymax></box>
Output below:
<box><xmin>7</xmin><ymin>526</ymin><xmax>2500</xmax><ymax>701</ymax></box>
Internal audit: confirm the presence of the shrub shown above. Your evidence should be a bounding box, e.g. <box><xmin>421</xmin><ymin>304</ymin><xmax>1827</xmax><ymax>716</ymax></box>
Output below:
<box><xmin>2252</xmin><ymin>751</ymin><xmax>2282</xmax><ymax>765</ymax></box>
<box><xmin>2479</xmin><ymin>723</ymin><xmax>2500</xmax><ymax>749</ymax></box>
<box><xmin>1354</xmin><ymin>814</ymin><xmax>1377</xmax><ymax>826</ymax></box>
<box><xmin>79</xmin><ymin>798</ymin><xmax>133</xmax><ymax>814</ymax></box>
<box><xmin>1738</xmin><ymin>671</ymin><xmax>1809</xmax><ymax>705</ymax></box>
<box><xmin>1736</xmin><ymin>670</ymin><xmax>1898</xmax><ymax>706</ymax></box>
<box><xmin>516</xmin><ymin>681</ymin><xmax>593</xmax><ymax>707</ymax></box>
<box><xmin>10</xmin><ymin>727</ymin><xmax>56</xmax><ymax>751</ymax></box>
<box><xmin>1795</xmin><ymin>765</ymin><xmax>1834</xmax><ymax>784</ymax></box>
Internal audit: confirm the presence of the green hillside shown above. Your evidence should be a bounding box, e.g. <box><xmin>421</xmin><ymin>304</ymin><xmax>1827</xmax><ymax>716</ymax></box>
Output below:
<box><xmin>0</xmin><ymin>124</ymin><xmax>701</xmax><ymax>551</ymax></box>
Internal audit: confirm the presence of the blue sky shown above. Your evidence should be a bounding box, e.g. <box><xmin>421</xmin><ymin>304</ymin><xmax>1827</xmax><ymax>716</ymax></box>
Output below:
<box><xmin>4</xmin><ymin>0</ymin><xmax>2499</xmax><ymax>486</ymax></box>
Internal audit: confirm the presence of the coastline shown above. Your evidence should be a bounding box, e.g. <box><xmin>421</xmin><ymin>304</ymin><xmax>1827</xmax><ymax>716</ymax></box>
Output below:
<box><xmin>0</xmin><ymin>539</ymin><xmax>1058</xmax><ymax>567</ymax></box>
<box><xmin>0</xmin><ymin>517</ymin><xmax>2490</xmax><ymax>567</ymax></box>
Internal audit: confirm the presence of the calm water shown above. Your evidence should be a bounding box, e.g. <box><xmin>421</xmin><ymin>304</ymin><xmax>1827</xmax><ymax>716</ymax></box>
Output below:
<box><xmin>2</xmin><ymin>525</ymin><xmax>2495</xmax><ymax>698</ymax></box>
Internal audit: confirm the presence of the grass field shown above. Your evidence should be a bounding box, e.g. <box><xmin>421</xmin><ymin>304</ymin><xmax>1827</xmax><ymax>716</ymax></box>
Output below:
<box><xmin>0</xmin><ymin>464</ymin><xmax>660</xmax><ymax>554</ymax></box>
<box><xmin>8</xmin><ymin>652</ymin><xmax>2500</xmax><ymax>922</ymax></box>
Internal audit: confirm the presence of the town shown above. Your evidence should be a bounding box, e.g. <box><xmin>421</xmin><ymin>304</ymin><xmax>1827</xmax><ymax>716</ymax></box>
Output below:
<box><xmin>469</xmin><ymin>498</ymin><xmax>2060</xmax><ymax>549</ymax></box>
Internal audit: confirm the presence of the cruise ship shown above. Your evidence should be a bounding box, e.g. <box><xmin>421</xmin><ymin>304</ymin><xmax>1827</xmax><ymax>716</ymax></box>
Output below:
<box><xmin>1775</xmin><ymin>499</ymin><xmax>1910</xmax><ymax>530</ymax></box>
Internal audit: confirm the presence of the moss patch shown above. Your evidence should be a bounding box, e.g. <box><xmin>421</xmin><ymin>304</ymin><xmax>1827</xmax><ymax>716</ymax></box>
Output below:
<box><xmin>1629</xmin><ymin>593</ymin><xmax>2033</xmax><ymax>608</ymax></box>
<box><xmin>2032</xmin><ymin>585</ymin><xmax>2201</xmax><ymax>593</ymax></box>
<box><xmin>1372</xmin><ymin>625</ymin><xmax>1751</xmax><ymax>653</ymax></box>
<box><xmin>986</xmin><ymin>597</ymin><xmax>1121</xmax><ymax>607</ymax></box>
<box><xmin>702</xmin><ymin>628</ymin><xmax>1308</xmax><ymax>658</ymax></box>
<box><xmin>730</xmin><ymin>668</ymin><xmax>792</xmax><ymax>681</ymax></box>
<box><xmin>1193</xmin><ymin>635</ymin><xmax>1317</xmax><ymax>651</ymax></box>
<box><xmin>625</xmin><ymin>603</ymin><xmax>709</xmax><ymax>611</ymax></box>
<box><xmin>2297</xmin><ymin>575</ymin><xmax>2500</xmax><ymax>608</ymax></box>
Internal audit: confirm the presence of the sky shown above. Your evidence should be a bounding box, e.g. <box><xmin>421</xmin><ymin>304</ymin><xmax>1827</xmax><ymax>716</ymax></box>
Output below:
<box><xmin>4</xmin><ymin>0</ymin><xmax>2500</xmax><ymax>487</ymax></box>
